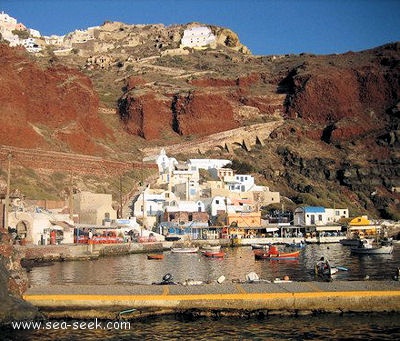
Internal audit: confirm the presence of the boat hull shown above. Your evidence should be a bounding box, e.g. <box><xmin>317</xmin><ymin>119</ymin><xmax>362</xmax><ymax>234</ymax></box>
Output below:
<box><xmin>203</xmin><ymin>251</ymin><xmax>225</xmax><ymax>258</ymax></box>
<box><xmin>254</xmin><ymin>250</ymin><xmax>300</xmax><ymax>260</ymax></box>
<box><xmin>201</xmin><ymin>245</ymin><xmax>221</xmax><ymax>252</ymax></box>
<box><xmin>350</xmin><ymin>245</ymin><xmax>393</xmax><ymax>254</ymax></box>
<box><xmin>171</xmin><ymin>247</ymin><xmax>199</xmax><ymax>253</ymax></box>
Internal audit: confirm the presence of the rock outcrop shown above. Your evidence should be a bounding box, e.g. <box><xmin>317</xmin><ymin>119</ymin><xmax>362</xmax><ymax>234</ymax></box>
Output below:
<box><xmin>0</xmin><ymin>44</ymin><xmax>112</xmax><ymax>155</ymax></box>
<box><xmin>282</xmin><ymin>44</ymin><xmax>400</xmax><ymax>145</ymax></box>
<box><xmin>0</xmin><ymin>229</ymin><xmax>42</xmax><ymax>325</ymax></box>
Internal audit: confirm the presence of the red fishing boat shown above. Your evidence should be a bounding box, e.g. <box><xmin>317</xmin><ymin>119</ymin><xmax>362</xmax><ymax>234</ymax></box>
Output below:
<box><xmin>203</xmin><ymin>251</ymin><xmax>225</xmax><ymax>258</ymax></box>
<box><xmin>147</xmin><ymin>253</ymin><xmax>164</xmax><ymax>260</ymax></box>
<box><xmin>254</xmin><ymin>245</ymin><xmax>300</xmax><ymax>260</ymax></box>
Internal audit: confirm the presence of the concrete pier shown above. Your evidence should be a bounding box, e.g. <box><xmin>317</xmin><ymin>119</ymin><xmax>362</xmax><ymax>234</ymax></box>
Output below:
<box><xmin>23</xmin><ymin>280</ymin><xmax>400</xmax><ymax>319</ymax></box>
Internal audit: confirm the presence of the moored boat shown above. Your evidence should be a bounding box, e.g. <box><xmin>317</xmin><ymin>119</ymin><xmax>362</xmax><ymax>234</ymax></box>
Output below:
<box><xmin>147</xmin><ymin>253</ymin><xmax>164</xmax><ymax>260</ymax></box>
<box><xmin>203</xmin><ymin>251</ymin><xmax>225</xmax><ymax>258</ymax></box>
<box><xmin>314</xmin><ymin>257</ymin><xmax>337</xmax><ymax>278</ymax></box>
<box><xmin>201</xmin><ymin>245</ymin><xmax>221</xmax><ymax>252</ymax></box>
<box><xmin>339</xmin><ymin>238</ymin><xmax>362</xmax><ymax>246</ymax></box>
<box><xmin>254</xmin><ymin>245</ymin><xmax>300</xmax><ymax>260</ymax></box>
<box><xmin>350</xmin><ymin>238</ymin><xmax>394</xmax><ymax>255</ymax></box>
<box><xmin>251</xmin><ymin>244</ymin><xmax>270</xmax><ymax>250</ymax></box>
<box><xmin>171</xmin><ymin>247</ymin><xmax>199</xmax><ymax>253</ymax></box>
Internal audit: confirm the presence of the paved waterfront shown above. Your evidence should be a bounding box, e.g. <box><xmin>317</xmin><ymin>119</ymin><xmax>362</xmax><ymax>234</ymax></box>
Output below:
<box><xmin>23</xmin><ymin>280</ymin><xmax>400</xmax><ymax>319</ymax></box>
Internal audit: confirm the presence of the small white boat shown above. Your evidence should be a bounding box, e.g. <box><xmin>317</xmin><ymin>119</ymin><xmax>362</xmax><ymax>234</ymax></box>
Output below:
<box><xmin>171</xmin><ymin>247</ymin><xmax>199</xmax><ymax>253</ymax></box>
<box><xmin>251</xmin><ymin>244</ymin><xmax>270</xmax><ymax>250</ymax></box>
<box><xmin>340</xmin><ymin>237</ymin><xmax>374</xmax><ymax>246</ymax></box>
<box><xmin>201</xmin><ymin>245</ymin><xmax>221</xmax><ymax>252</ymax></box>
<box><xmin>350</xmin><ymin>238</ymin><xmax>394</xmax><ymax>255</ymax></box>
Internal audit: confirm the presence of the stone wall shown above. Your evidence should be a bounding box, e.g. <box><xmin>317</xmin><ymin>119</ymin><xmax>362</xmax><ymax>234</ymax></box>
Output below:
<box><xmin>0</xmin><ymin>145</ymin><xmax>157</xmax><ymax>177</ymax></box>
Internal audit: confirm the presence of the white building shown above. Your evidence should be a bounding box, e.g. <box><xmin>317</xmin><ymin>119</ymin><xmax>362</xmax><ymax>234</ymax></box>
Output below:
<box><xmin>156</xmin><ymin>149</ymin><xmax>177</xmax><ymax>182</ymax></box>
<box><xmin>8</xmin><ymin>207</ymin><xmax>74</xmax><ymax>245</ymax></box>
<box><xmin>0</xmin><ymin>11</ymin><xmax>17</xmax><ymax>29</ymax></box>
<box><xmin>180</xmin><ymin>26</ymin><xmax>216</xmax><ymax>48</ymax></box>
<box><xmin>164</xmin><ymin>200</ymin><xmax>206</xmax><ymax>214</ymax></box>
<box><xmin>44</xmin><ymin>34</ymin><xmax>65</xmax><ymax>46</ymax></box>
<box><xmin>294</xmin><ymin>206</ymin><xmax>349</xmax><ymax>226</ymax></box>
<box><xmin>22</xmin><ymin>37</ymin><xmax>42</xmax><ymax>53</ymax></box>
<box><xmin>206</xmin><ymin>196</ymin><xmax>231</xmax><ymax>217</ymax></box>
<box><xmin>29</xmin><ymin>28</ymin><xmax>41</xmax><ymax>37</ymax></box>
<box><xmin>170</xmin><ymin>169</ymin><xmax>200</xmax><ymax>200</ymax></box>
<box><xmin>187</xmin><ymin>158</ymin><xmax>231</xmax><ymax>171</ymax></box>
<box><xmin>224</xmin><ymin>174</ymin><xmax>255</xmax><ymax>192</ymax></box>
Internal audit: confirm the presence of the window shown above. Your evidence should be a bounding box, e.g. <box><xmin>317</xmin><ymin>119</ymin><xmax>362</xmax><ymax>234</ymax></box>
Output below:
<box><xmin>216</xmin><ymin>200</ymin><xmax>219</xmax><ymax>204</ymax></box>
<box><xmin>318</xmin><ymin>215</ymin><xmax>322</xmax><ymax>221</ymax></box>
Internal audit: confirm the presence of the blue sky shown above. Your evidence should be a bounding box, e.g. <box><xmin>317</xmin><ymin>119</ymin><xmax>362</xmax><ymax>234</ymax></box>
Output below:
<box><xmin>1</xmin><ymin>0</ymin><xmax>399</xmax><ymax>55</ymax></box>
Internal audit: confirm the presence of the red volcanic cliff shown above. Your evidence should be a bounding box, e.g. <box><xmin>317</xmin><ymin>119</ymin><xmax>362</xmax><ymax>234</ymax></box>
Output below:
<box><xmin>119</xmin><ymin>86</ymin><xmax>241</xmax><ymax>140</ymax></box>
<box><xmin>119</xmin><ymin>43</ymin><xmax>400</xmax><ymax>145</ymax></box>
<box><xmin>0</xmin><ymin>44</ymin><xmax>112</xmax><ymax>154</ymax></box>
<box><xmin>172</xmin><ymin>91</ymin><xmax>239</xmax><ymax>136</ymax></box>
<box><xmin>283</xmin><ymin>44</ymin><xmax>400</xmax><ymax>143</ymax></box>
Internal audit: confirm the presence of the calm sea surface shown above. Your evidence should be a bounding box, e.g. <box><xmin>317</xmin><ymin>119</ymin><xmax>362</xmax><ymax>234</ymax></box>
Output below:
<box><xmin>26</xmin><ymin>243</ymin><xmax>400</xmax><ymax>285</ymax></box>
<box><xmin>2</xmin><ymin>243</ymin><xmax>400</xmax><ymax>340</ymax></box>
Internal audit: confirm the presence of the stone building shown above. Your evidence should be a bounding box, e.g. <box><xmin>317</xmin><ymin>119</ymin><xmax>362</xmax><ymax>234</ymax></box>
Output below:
<box><xmin>73</xmin><ymin>191</ymin><xmax>116</xmax><ymax>225</ymax></box>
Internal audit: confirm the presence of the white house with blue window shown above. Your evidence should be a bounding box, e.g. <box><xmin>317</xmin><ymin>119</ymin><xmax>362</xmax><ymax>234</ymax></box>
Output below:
<box><xmin>294</xmin><ymin>206</ymin><xmax>327</xmax><ymax>226</ymax></box>
<box><xmin>294</xmin><ymin>206</ymin><xmax>349</xmax><ymax>243</ymax></box>
<box><xmin>294</xmin><ymin>206</ymin><xmax>348</xmax><ymax>226</ymax></box>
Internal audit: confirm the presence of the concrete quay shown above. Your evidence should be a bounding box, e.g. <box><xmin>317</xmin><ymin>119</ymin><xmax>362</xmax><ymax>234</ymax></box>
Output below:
<box><xmin>23</xmin><ymin>280</ymin><xmax>400</xmax><ymax>319</ymax></box>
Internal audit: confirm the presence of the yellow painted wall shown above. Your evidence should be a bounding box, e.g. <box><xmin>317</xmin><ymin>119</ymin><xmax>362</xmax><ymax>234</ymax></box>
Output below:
<box><xmin>227</xmin><ymin>211</ymin><xmax>261</xmax><ymax>228</ymax></box>
<box><xmin>349</xmin><ymin>216</ymin><xmax>371</xmax><ymax>226</ymax></box>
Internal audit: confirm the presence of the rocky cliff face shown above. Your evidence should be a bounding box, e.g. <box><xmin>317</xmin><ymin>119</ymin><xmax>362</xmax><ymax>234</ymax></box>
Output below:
<box><xmin>0</xmin><ymin>44</ymin><xmax>112</xmax><ymax>155</ymax></box>
<box><xmin>282</xmin><ymin>44</ymin><xmax>400</xmax><ymax>145</ymax></box>
<box><xmin>0</xmin><ymin>229</ymin><xmax>41</xmax><ymax>324</ymax></box>
<box><xmin>0</xmin><ymin>27</ymin><xmax>399</xmax><ymax>218</ymax></box>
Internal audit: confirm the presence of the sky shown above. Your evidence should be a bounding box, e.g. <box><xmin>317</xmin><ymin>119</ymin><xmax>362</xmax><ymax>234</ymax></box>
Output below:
<box><xmin>1</xmin><ymin>0</ymin><xmax>400</xmax><ymax>56</ymax></box>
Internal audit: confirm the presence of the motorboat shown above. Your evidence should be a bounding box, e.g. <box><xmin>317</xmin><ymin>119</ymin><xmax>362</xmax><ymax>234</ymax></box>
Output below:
<box><xmin>350</xmin><ymin>238</ymin><xmax>394</xmax><ymax>255</ymax></box>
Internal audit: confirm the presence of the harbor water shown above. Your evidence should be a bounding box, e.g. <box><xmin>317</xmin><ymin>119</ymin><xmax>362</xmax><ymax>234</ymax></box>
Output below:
<box><xmin>26</xmin><ymin>243</ymin><xmax>400</xmax><ymax>285</ymax></box>
<box><xmin>2</xmin><ymin>243</ymin><xmax>400</xmax><ymax>340</ymax></box>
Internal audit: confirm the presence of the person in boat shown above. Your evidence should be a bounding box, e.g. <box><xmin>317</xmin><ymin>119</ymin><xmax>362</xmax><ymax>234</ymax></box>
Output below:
<box><xmin>315</xmin><ymin>257</ymin><xmax>331</xmax><ymax>275</ymax></box>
